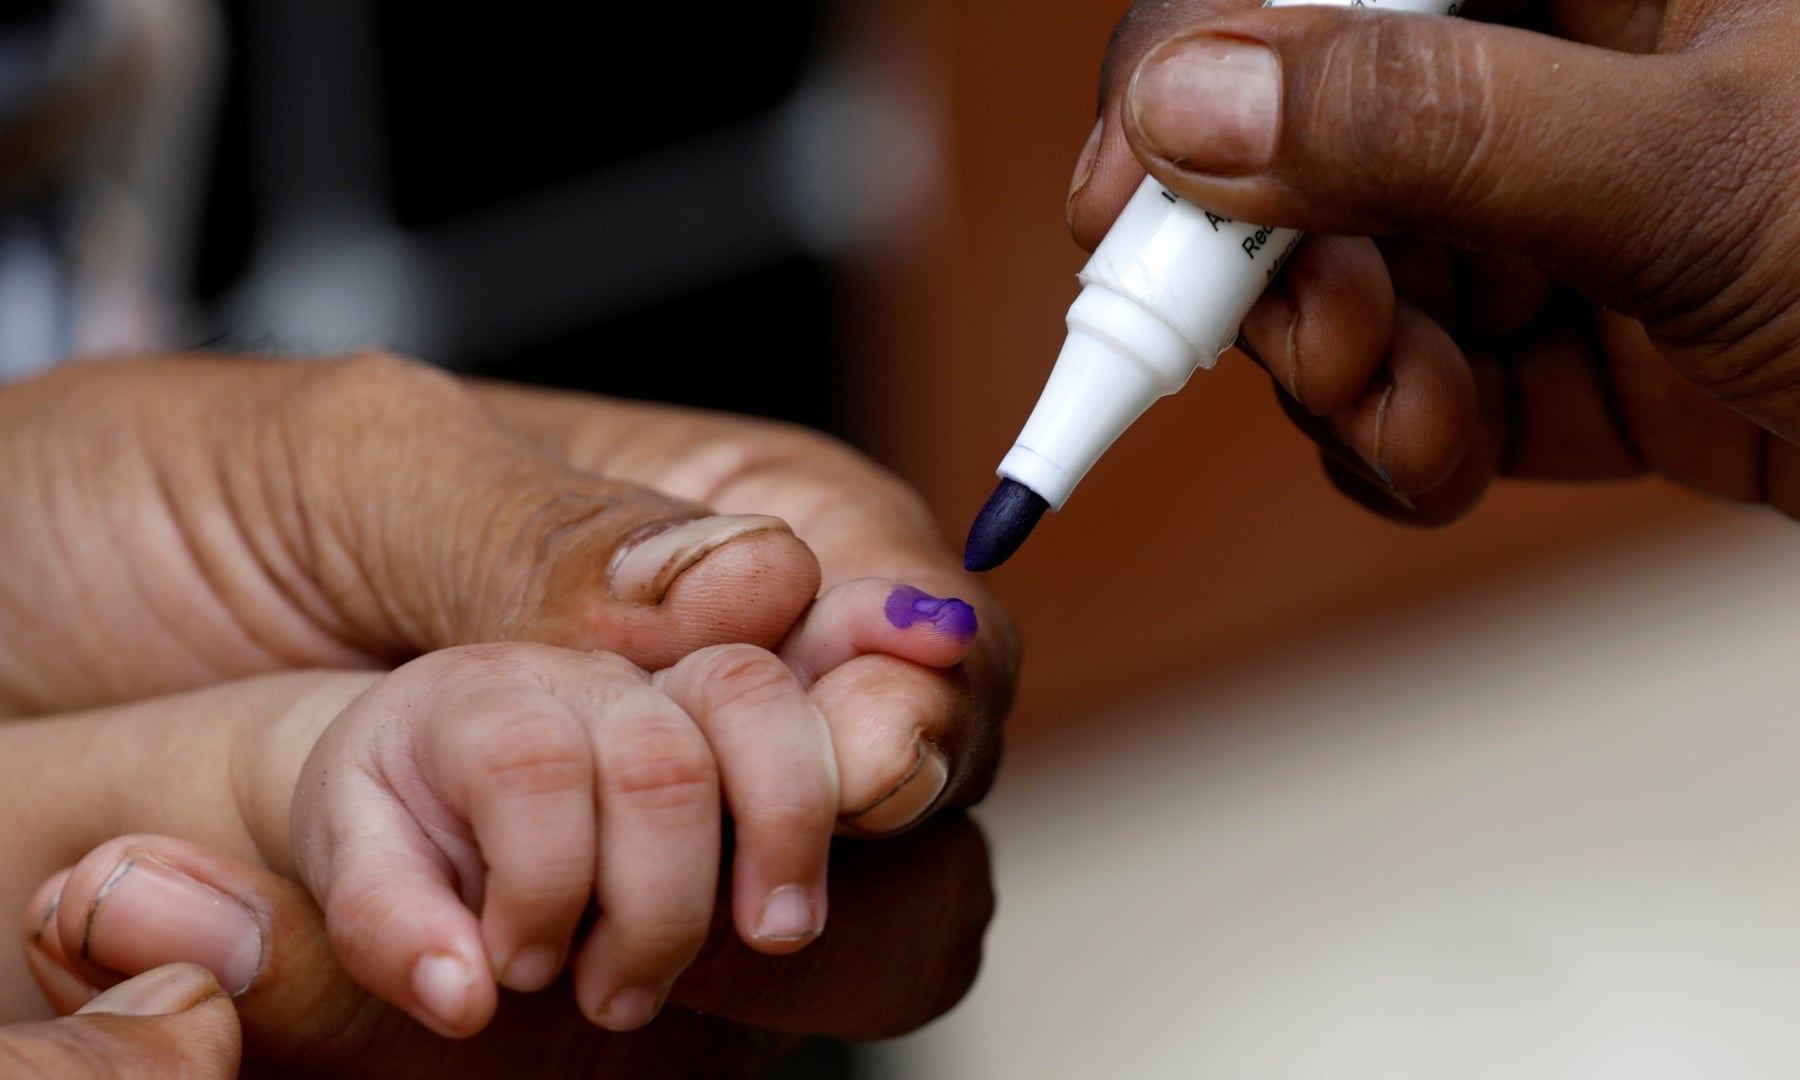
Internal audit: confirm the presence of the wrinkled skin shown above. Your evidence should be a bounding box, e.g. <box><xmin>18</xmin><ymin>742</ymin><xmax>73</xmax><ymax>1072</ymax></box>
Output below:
<box><xmin>1069</xmin><ymin>0</ymin><xmax>1800</xmax><ymax>522</ymax></box>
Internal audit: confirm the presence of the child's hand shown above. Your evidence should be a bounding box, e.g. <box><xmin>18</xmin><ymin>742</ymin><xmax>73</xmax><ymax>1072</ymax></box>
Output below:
<box><xmin>289</xmin><ymin>585</ymin><xmax>977</xmax><ymax>1039</ymax></box>
<box><xmin>778</xmin><ymin>579</ymin><xmax>981</xmax><ymax>834</ymax></box>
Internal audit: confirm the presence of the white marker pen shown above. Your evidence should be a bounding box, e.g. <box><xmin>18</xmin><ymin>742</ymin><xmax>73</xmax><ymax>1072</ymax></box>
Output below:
<box><xmin>964</xmin><ymin>0</ymin><xmax>1461</xmax><ymax>571</ymax></box>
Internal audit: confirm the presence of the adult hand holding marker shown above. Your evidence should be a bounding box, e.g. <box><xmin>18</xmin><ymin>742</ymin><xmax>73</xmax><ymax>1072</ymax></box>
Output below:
<box><xmin>973</xmin><ymin>0</ymin><xmax>1800</xmax><ymax>567</ymax></box>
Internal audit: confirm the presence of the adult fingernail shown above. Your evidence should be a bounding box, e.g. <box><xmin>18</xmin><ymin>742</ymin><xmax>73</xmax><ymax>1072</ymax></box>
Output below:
<box><xmin>76</xmin><ymin>963</ymin><xmax>223</xmax><ymax>1017</ymax></box>
<box><xmin>499</xmin><ymin>944</ymin><xmax>563</xmax><ymax>992</ymax></box>
<box><xmin>847</xmin><ymin>741</ymin><xmax>951</xmax><ymax>834</ymax></box>
<box><xmin>1130</xmin><ymin>34</ymin><xmax>1279</xmax><ymax>174</ymax></box>
<box><xmin>1328</xmin><ymin>379</ymin><xmax>1401</xmax><ymax>492</ymax></box>
<box><xmin>411</xmin><ymin>952</ymin><xmax>474</xmax><ymax>1031</ymax></box>
<box><xmin>756</xmin><ymin>884</ymin><xmax>823</xmax><ymax>943</ymax></box>
<box><xmin>1065</xmin><ymin>118</ymin><xmax>1105</xmax><ymax>227</ymax></box>
<box><xmin>595</xmin><ymin>985</ymin><xmax>663</xmax><ymax>1031</ymax></box>
<box><xmin>83</xmin><ymin>857</ymin><xmax>263</xmax><ymax>996</ymax></box>
<box><xmin>608</xmin><ymin>514</ymin><xmax>791</xmax><ymax>605</ymax></box>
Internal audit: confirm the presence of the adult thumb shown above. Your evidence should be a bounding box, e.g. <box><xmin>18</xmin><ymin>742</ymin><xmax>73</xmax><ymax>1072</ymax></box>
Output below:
<box><xmin>1118</xmin><ymin>5</ymin><xmax>1777</xmax><ymax>327</ymax></box>
<box><xmin>0</xmin><ymin>964</ymin><xmax>240</xmax><ymax>1079</ymax></box>
<box><xmin>244</xmin><ymin>353</ymin><xmax>826</xmax><ymax>671</ymax></box>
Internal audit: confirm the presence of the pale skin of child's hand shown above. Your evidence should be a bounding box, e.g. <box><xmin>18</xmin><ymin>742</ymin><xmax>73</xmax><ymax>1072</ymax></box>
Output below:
<box><xmin>0</xmin><ymin>578</ymin><xmax>978</xmax><ymax>1028</ymax></box>
<box><xmin>288</xmin><ymin>581</ymin><xmax>978</xmax><ymax>1038</ymax></box>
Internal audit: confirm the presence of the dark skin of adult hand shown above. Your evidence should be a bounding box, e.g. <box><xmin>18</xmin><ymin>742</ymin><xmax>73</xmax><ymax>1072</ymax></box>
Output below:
<box><xmin>0</xmin><ymin>965</ymin><xmax>241</xmax><ymax>1080</ymax></box>
<box><xmin>1068</xmin><ymin>0</ymin><xmax>1800</xmax><ymax>523</ymax></box>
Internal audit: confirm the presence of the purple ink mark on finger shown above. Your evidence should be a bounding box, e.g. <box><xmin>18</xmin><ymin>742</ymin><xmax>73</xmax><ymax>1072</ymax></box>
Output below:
<box><xmin>884</xmin><ymin>585</ymin><xmax>979</xmax><ymax>640</ymax></box>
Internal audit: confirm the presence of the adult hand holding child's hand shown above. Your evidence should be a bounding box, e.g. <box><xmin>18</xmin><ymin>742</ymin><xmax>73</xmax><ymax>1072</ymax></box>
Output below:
<box><xmin>0</xmin><ymin>353</ymin><xmax>1014</xmax><ymax>1073</ymax></box>
<box><xmin>0</xmin><ymin>353</ymin><xmax>1013</xmax><ymax>813</ymax></box>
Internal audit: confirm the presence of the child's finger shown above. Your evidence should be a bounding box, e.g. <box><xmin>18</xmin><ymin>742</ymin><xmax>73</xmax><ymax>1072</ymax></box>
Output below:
<box><xmin>654</xmin><ymin>644</ymin><xmax>838</xmax><ymax>957</ymax></box>
<box><xmin>289</xmin><ymin>755</ymin><xmax>496</xmax><ymax>1039</ymax></box>
<box><xmin>774</xmin><ymin>579</ymin><xmax>975</xmax><ymax>833</ymax></box>
<box><xmin>566</xmin><ymin>682</ymin><xmax>724</xmax><ymax>1032</ymax></box>
<box><xmin>418</xmin><ymin>669</ymin><xmax>602</xmax><ymax>994</ymax></box>
<box><xmin>779</xmin><ymin>580</ymin><xmax>979</xmax><ymax>687</ymax></box>
<box><xmin>811</xmin><ymin>654</ymin><xmax>962</xmax><ymax>835</ymax></box>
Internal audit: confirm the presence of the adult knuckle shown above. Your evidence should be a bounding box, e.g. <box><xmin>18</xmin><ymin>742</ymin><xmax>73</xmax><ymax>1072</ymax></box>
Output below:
<box><xmin>1335</xmin><ymin>18</ymin><xmax>1504</xmax><ymax>216</ymax></box>
<box><xmin>1619</xmin><ymin>51</ymin><xmax>1800</xmax><ymax>414</ymax></box>
<box><xmin>297</xmin><ymin>349</ymin><xmax>484</xmax><ymax>439</ymax></box>
<box><xmin>321</xmin><ymin>349</ymin><xmax>455</xmax><ymax>400</ymax></box>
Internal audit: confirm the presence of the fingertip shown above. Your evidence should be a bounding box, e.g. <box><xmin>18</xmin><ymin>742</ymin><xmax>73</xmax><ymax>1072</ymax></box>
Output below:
<box><xmin>810</xmin><ymin>654</ymin><xmax>962</xmax><ymax>826</ymax></box>
<box><xmin>744</xmin><ymin>882</ymin><xmax>827</xmax><ymax>955</ymax></box>
<box><xmin>570</xmin><ymin>920</ymin><xmax>687</xmax><ymax>1033</ymax></box>
<box><xmin>23</xmin><ymin>869</ymin><xmax>96</xmax><ymax>1014</ymax></box>
<box><xmin>781</xmin><ymin>579</ymin><xmax>977</xmax><ymax>689</ymax></box>
<box><xmin>495</xmin><ymin>943</ymin><xmax>565</xmax><ymax>994</ymax></box>
<box><xmin>607</xmin><ymin>515</ymin><xmax>799</xmax><ymax>606</ymax></box>
<box><xmin>1327</xmin><ymin>306</ymin><xmax>1478</xmax><ymax>496</ymax></box>
<box><xmin>1244</xmin><ymin>235</ymin><xmax>1398</xmax><ymax>418</ymax></box>
<box><xmin>844</xmin><ymin>741</ymin><xmax>951</xmax><ymax>836</ymax></box>
<box><xmin>24</xmin><ymin>868</ymin><xmax>70</xmax><ymax>952</ymax></box>
<box><xmin>312</xmin><ymin>809</ymin><xmax>499</xmax><ymax>1037</ymax></box>
<box><xmin>882</xmin><ymin>585</ymin><xmax>979</xmax><ymax>646</ymax></box>
<box><xmin>1067</xmin><ymin>109</ymin><xmax>1149</xmax><ymax>250</ymax></box>
<box><xmin>408</xmin><ymin>949</ymin><xmax>495</xmax><ymax>1039</ymax></box>
<box><xmin>615</xmin><ymin>518</ymin><xmax>823</xmax><ymax>667</ymax></box>
<box><xmin>584</xmin><ymin>983</ymin><xmax>669</xmax><ymax>1033</ymax></box>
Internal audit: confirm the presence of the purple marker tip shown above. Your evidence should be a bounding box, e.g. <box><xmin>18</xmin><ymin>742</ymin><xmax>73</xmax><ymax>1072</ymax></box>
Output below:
<box><xmin>963</xmin><ymin>478</ymin><xmax>1049</xmax><ymax>572</ymax></box>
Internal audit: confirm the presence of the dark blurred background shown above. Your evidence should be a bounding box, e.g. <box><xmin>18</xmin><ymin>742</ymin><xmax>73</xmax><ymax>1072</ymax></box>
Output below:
<box><xmin>193</xmin><ymin>0</ymin><xmax>846</xmax><ymax>434</ymax></box>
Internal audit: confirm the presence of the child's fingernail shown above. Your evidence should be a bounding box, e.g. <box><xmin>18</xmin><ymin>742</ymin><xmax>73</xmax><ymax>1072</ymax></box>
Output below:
<box><xmin>608</xmin><ymin>515</ymin><xmax>791</xmax><ymax>605</ymax></box>
<box><xmin>76</xmin><ymin>963</ymin><xmax>223</xmax><ymax>1017</ymax></box>
<box><xmin>412</xmin><ymin>952</ymin><xmax>474</xmax><ymax>1031</ymax></box>
<box><xmin>25</xmin><ymin>874</ymin><xmax>98</xmax><ymax>1007</ymax></box>
<box><xmin>27</xmin><ymin>875</ymin><xmax>62</xmax><ymax>948</ymax></box>
<box><xmin>82</xmin><ymin>857</ymin><xmax>263</xmax><ymax>996</ymax></box>
<box><xmin>884</xmin><ymin>585</ymin><xmax>979</xmax><ymax>640</ymax></box>
<box><xmin>499</xmin><ymin>944</ymin><xmax>563</xmax><ymax>992</ymax></box>
<box><xmin>1130</xmin><ymin>34</ymin><xmax>1280</xmax><ymax>174</ymax></box>
<box><xmin>595</xmin><ymin>985</ymin><xmax>663</xmax><ymax>1031</ymax></box>
<box><xmin>1065</xmin><ymin>118</ymin><xmax>1105</xmax><ymax>227</ymax></box>
<box><xmin>848</xmin><ymin>741</ymin><xmax>951</xmax><ymax>833</ymax></box>
<box><xmin>756</xmin><ymin>884</ymin><xmax>822</xmax><ymax>942</ymax></box>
